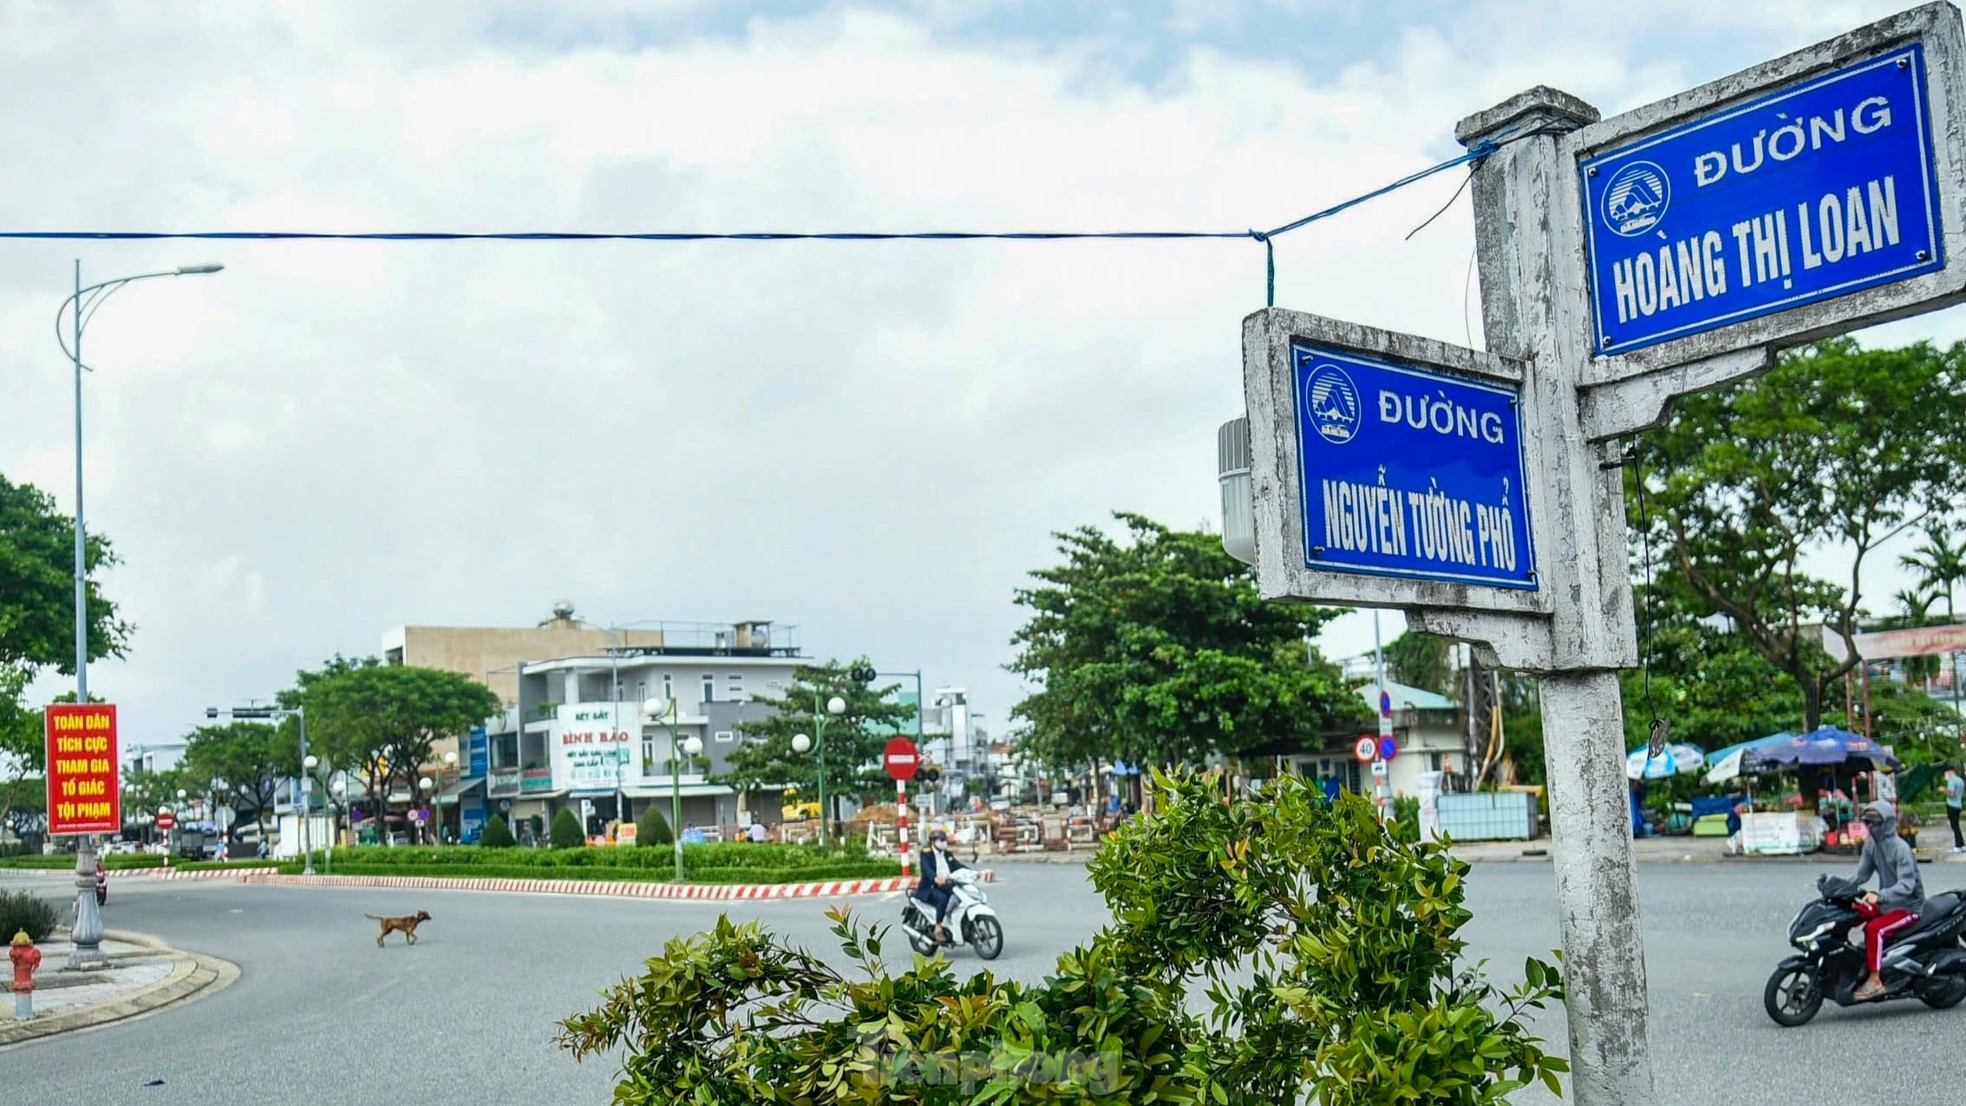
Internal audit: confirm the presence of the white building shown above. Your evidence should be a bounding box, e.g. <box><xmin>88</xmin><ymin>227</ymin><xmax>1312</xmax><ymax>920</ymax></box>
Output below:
<box><xmin>123</xmin><ymin>739</ymin><xmax>187</xmax><ymax>775</ymax></box>
<box><xmin>492</xmin><ymin>621</ymin><xmax>805</xmax><ymax>838</ymax></box>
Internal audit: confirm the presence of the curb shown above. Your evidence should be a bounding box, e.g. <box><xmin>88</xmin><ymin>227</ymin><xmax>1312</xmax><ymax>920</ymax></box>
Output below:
<box><xmin>233</xmin><ymin>871</ymin><xmax>994</xmax><ymax>900</ymax></box>
<box><xmin>0</xmin><ymin>930</ymin><xmax>238</xmax><ymax>1050</ymax></box>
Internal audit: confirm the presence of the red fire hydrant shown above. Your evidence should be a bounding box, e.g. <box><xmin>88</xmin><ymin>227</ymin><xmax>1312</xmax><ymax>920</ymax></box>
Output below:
<box><xmin>10</xmin><ymin>930</ymin><xmax>41</xmax><ymax>1021</ymax></box>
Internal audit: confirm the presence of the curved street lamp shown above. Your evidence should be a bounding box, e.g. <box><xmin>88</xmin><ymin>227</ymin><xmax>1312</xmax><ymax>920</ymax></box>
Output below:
<box><xmin>794</xmin><ymin>695</ymin><xmax>848</xmax><ymax>849</ymax></box>
<box><xmin>642</xmin><ymin>698</ymin><xmax>702</xmax><ymax>881</ymax></box>
<box><xmin>59</xmin><ymin>260</ymin><xmax>223</xmax><ymax>970</ymax></box>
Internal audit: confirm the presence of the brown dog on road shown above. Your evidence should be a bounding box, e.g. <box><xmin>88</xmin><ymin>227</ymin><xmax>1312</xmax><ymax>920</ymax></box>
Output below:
<box><xmin>366</xmin><ymin>910</ymin><xmax>431</xmax><ymax>947</ymax></box>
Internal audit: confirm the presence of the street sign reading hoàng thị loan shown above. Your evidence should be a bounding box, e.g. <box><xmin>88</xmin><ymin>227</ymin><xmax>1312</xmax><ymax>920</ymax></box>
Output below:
<box><xmin>1582</xmin><ymin>44</ymin><xmax>1946</xmax><ymax>354</ymax></box>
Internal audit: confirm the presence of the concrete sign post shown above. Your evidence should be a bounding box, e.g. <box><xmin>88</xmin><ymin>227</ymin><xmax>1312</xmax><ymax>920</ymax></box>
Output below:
<box><xmin>1232</xmin><ymin>7</ymin><xmax>1966</xmax><ymax>1104</ymax></box>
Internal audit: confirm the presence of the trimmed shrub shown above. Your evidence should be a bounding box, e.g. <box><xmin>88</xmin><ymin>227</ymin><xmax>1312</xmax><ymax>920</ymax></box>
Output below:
<box><xmin>479</xmin><ymin>815</ymin><xmax>516</xmax><ymax>848</ymax></box>
<box><xmin>635</xmin><ymin>804</ymin><xmax>673</xmax><ymax>846</ymax></box>
<box><xmin>549</xmin><ymin>808</ymin><xmax>586</xmax><ymax>849</ymax></box>
<box><xmin>0</xmin><ymin>888</ymin><xmax>61</xmax><ymax>943</ymax></box>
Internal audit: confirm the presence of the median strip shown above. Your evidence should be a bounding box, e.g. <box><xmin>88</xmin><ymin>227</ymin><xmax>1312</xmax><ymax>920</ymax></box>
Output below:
<box><xmin>231</xmin><ymin>871</ymin><xmax>993</xmax><ymax>899</ymax></box>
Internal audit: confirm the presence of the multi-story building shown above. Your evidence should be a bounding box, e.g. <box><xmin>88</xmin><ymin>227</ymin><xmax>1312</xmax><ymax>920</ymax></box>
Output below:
<box><xmin>485</xmin><ymin>620</ymin><xmax>805</xmax><ymax>840</ymax></box>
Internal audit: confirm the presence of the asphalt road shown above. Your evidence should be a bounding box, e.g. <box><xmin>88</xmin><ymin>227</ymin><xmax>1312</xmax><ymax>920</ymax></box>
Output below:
<box><xmin>4</xmin><ymin>860</ymin><xmax>1963</xmax><ymax>1104</ymax></box>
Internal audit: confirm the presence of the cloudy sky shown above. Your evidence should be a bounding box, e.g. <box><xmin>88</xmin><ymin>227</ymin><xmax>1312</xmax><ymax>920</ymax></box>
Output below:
<box><xmin>2</xmin><ymin>0</ymin><xmax>1955</xmax><ymax>748</ymax></box>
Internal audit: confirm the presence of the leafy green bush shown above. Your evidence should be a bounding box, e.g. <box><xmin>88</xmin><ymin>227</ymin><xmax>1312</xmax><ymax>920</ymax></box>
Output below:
<box><xmin>0</xmin><ymin>888</ymin><xmax>61</xmax><ymax>943</ymax></box>
<box><xmin>479</xmin><ymin>814</ymin><xmax>516</xmax><ymax>848</ymax></box>
<box><xmin>550</xmin><ymin>809</ymin><xmax>586</xmax><ymax>849</ymax></box>
<box><xmin>635</xmin><ymin>804</ymin><xmax>673</xmax><ymax>847</ymax></box>
<box><xmin>559</xmin><ymin>771</ymin><xmax>1565</xmax><ymax>1105</ymax></box>
<box><xmin>0</xmin><ymin>852</ymin><xmax>170</xmax><ymax>871</ymax></box>
<box><xmin>1393</xmin><ymin>793</ymin><xmax>1421</xmax><ymax>836</ymax></box>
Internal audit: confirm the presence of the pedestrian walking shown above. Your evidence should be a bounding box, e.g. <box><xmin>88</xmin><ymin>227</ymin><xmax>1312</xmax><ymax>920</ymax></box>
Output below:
<box><xmin>1945</xmin><ymin>766</ymin><xmax>1965</xmax><ymax>853</ymax></box>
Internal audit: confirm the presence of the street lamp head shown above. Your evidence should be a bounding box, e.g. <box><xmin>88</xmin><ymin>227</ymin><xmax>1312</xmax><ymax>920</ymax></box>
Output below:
<box><xmin>826</xmin><ymin>696</ymin><xmax>846</xmax><ymax>716</ymax></box>
<box><xmin>443</xmin><ymin>750</ymin><xmax>459</xmax><ymax>766</ymax></box>
<box><xmin>303</xmin><ymin>754</ymin><xmax>319</xmax><ymax>770</ymax></box>
<box><xmin>176</xmin><ymin>788</ymin><xmax>187</xmax><ymax>799</ymax></box>
<box><xmin>791</xmin><ymin>733</ymin><xmax>812</xmax><ymax>754</ymax></box>
<box><xmin>418</xmin><ymin>777</ymin><xmax>434</xmax><ymax>793</ymax></box>
<box><xmin>175</xmin><ymin>263</ymin><xmax>224</xmax><ymax>275</ymax></box>
<box><xmin>643</xmin><ymin>697</ymin><xmax>668</xmax><ymax>719</ymax></box>
<box><xmin>682</xmin><ymin>735</ymin><xmax>704</xmax><ymax>757</ymax></box>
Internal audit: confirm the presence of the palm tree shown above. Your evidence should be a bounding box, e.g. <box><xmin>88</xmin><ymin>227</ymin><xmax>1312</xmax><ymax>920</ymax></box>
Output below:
<box><xmin>1901</xmin><ymin>526</ymin><xmax>1966</xmax><ymax>703</ymax></box>
<box><xmin>1895</xmin><ymin>588</ymin><xmax>1942</xmax><ymax>689</ymax></box>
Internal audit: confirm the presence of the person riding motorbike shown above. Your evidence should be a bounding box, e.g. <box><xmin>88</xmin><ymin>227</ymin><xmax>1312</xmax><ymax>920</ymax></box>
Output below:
<box><xmin>1851</xmin><ymin>800</ymin><xmax>1924</xmax><ymax>1001</ymax></box>
<box><xmin>915</xmin><ymin>828</ymin><xmax>968</xmax><ymax>944</ymax></box>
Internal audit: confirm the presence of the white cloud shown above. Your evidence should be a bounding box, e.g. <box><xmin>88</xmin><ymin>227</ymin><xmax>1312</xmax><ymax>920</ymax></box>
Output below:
<box><xmin>1</xmin><ymin>1</ymin><xmax>1957</xmax><ymax>744</ymax></box>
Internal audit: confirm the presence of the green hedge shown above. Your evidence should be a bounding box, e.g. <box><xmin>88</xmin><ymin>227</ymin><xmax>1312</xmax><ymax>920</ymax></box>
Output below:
<box><xmin>302</xmin><ymin>844</ymin><xmax>859</xmax><ymax>872</ymax></box>
<box><xmin>0</xmin><ymin>853</ymin><xmax>170</xmax><ymax>871</ymax></box>
<box><xmin>296</xmin><ymin>860</ymin><xmax>899</xmax><ymax>884</ymax></box>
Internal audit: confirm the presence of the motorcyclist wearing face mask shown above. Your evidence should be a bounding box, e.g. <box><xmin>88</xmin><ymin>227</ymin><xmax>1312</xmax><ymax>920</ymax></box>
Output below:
<box><xmin>1851</xmin><ymin>800</ymin><xmax>1924</xmax><ymax>1001</ymax></box>
<box><xmin>915</xmin><ymin>828</ymin><xmax>968</xmax><ymax>944</ymax></box>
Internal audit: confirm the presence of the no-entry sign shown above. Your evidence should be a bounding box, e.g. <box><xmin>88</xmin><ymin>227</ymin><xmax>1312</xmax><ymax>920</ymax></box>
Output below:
<box><xmin>883</xmin><ymin>738</ymin><xmax>921</xmax><ymax>780</ymax></box>
<box><xmin>45</xmin><ymin>703</ymin><xmax>120</xmax><ymax>835</ymax></box>
<box><xmin>155</xmin><ymin>809</ymin><xmax>177</xmax><ymax>831</ymax></box>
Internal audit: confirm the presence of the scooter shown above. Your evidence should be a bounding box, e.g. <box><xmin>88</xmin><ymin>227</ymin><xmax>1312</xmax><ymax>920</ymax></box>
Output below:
<box><xmin>900</xmin><ymin>868</ymin><xmax>1004</xmax><ymax>961</ymax></box>
<box><xmin>1764</xmin><ymin>873</ymin><xmax>1966</xmax><ymax>1026</ymax></box>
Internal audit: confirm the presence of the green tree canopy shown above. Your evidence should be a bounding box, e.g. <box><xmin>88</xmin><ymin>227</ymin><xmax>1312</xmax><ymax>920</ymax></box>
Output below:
<box><xmin>181</xmin><ymin>722</ymin><xmax>288</xmax><ymax>841</ymax></box>
<box><xmin>288</xmin><ymin>657</ymin><xmax>500</xmax><ymax>817</ymax></box>
<box><xmin>715</xmin><ymin>659</ymin><xmax>917</xmax><ymax>816</ymax></box>
<box><xmin>0</xmin><ymin>474</ymin><xmax>130</xmax><ymax>678</ymax></box>
<box><xmin>1635</xmin><ymin>338</ymin><xmax>1966</xmax><ymax>732</ymax></box>
<box><xmin>1008</xmin><ymin>512</ymin><xmax>1367</xmax><ymax>771</ymax></box>
<box><xmin>1385</xmin><ymin>631</ymin><xmax>1454</xmax><ymax>694</ymax></box>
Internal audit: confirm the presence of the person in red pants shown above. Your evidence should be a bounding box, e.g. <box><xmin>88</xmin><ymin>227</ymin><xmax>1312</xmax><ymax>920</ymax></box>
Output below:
<box><xmin>1851</xmin><ymin>801</ymin><xmax>1924</xmax><ymax>1002</ymax></box>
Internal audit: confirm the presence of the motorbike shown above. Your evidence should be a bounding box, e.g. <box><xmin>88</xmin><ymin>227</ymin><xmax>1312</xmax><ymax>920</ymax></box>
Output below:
<box><xmin>1764</xmin><ymin>873</ymin><xmax>1966</xmax><ymax>1026</ymax></box>
<box><xmin>900</xmin><ymin>868</ymin><xmax>1004</xmax><ymax>961</ymax></box>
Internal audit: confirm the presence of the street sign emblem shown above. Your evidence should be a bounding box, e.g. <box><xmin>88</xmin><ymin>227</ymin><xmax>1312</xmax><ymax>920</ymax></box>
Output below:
<box><xmin>155</xmin><ymin>810</ymin><xmax>176</xmax><ymax>831</ymax></box>
<box><xmin>1371</xmin><ymin>760</ymin><xmax>1389</xmax><ymax>778</ymax></box>
<box><xmin>1601</xmin><ymin>161</ymin><xmax>1670</xmax><ymax>236</ymax></box>
<box><xmin>1288</xmin><ymin>341</ymin><xmax>1535</xmax><ymax>590</ymax></box>
<box><xmin>1353</xmin><ymin>736</ymin><xmax>1378</xmax><ymax>763</ymax></box>
<box><xmin>1304</xmin><ymin>363</ymin><xmax>1362</xmax><ymax>444</ymax></box>
<box><xmin>1379</xmin><ymin>690</ymin><xmax>1393</xmax><ymax>717</ymax></box>
<box><xmin>1379</xmin><ymin>736</ymin><xmax>1400</xmax><ymax>762</ymax></box>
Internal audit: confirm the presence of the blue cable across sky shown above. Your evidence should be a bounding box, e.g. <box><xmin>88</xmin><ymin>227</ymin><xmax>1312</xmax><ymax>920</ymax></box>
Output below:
<box><xmin>0</xmin><ymin>137</ymin><xmax>1501</xmax><ymax>247</ymax></box>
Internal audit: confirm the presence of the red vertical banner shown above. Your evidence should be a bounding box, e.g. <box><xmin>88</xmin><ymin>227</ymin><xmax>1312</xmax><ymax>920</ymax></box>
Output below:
<box><xmin>45</xmin><ymin>703</ymin><xmax>120</xmax><ymax>836</ymax></box>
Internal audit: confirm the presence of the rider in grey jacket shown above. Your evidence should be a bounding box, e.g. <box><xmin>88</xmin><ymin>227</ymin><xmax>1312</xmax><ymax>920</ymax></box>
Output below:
<box><xmin>1852</xmin><ymin>801</ymin><xmax>1924</xmax><ymax>1000</ymax></box>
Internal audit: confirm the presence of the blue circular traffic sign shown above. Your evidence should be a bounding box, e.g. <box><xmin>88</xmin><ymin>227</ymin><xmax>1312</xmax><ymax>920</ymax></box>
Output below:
<box><xmin>1378</xmin><ymin>736</ymin><xmax>1399</xmax><ymax>762</ymax></box>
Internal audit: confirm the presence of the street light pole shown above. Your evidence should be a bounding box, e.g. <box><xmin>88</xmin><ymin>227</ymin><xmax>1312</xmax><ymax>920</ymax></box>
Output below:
<box><xmin>60</xmin><ymin>260</ymin><xmax>223</xmax><ymax>969</ymax></box>
<box><xmin>210</xmin><ymin>704</ymin><xmax>309</xmax><ymax>872</ymax></box>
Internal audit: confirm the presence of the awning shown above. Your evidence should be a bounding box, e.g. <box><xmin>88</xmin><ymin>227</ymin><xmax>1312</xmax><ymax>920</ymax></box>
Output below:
<box><xmin>622</xmin><ymin>782</ymin><xmax>734</xmax><ymax>800</ymax></box>
<box><xmin>436</xmin><ymin>777</ymin><xmax>486</xmax><ymax>805</ymax></box>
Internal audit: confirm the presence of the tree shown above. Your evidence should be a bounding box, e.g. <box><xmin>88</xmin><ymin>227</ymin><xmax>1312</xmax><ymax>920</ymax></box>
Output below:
<box><xmin>635</xmin><ymin>803</ymin><xmax>673</xmax><ymax>846</ymax></box>
<box><xmin>550</xmin><ymin>807</ymin><xmax>586</xmax><ymax>849</ymax></box>
<box><xmin>1890</xmin><ymin>589</ymin><xmax>1943</xmax><ymax>690</ymax></box>
<box><xmin>181</xmin><ymin>722</ymin><xmax>287</xmax><ymax>841</ymax></box>
<box><xmin>714</xmin><ymin>659</ymin><xmax>916</xmax><ymax>819</ymax></box>
<box><xmin>559</xmin><ymin>771</ymin><xmax>1566</xmax><ymax>1104</ymax></box>
<box><xmin>0</xmin><ymin>774</ymin><xmax>46</xmax><ymax>849</ymax></box>
<box><xmin>1008</xmin><ymin>512</ymin><xmax>1367</xmax><ymax>772</ymax></box>
<box><xmin>0</xmin><ymin>473</ymin><xmax>130</xmax><ymax>677</ymax></box>
<box><xmin>1635</xmin><ymin>339</ymin><xmax>1966</xmax><ymax>732</ymax></box>
<box><xmin>479</xmin><ymin>813</ymin><xmax>516</xmax><ymax>848</ymax></box>
<box><xmin>290</xmin><ymin>657</ymin><xmax>499</xmax><ymax>823</ymax></box>
<box><xmin>1384</xmin><ymin>631</ymin><xmax>1454</xmax><ymax>694</ymax></box>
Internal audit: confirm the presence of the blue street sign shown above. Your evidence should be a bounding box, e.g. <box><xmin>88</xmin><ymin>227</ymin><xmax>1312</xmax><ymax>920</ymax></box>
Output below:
<box><xmin>1291</xmin><ymin>342</ymin><xmax>1535</xmax><ymax>589</ymax></box>
<box><xmin>1379</xmin><ymin>736</ymin><xmax>1399</xmax><ymax>762</ymax></box>
<box><xmin>1582</xmin><ymin>45</ymin><xmax>1945</xmax><ymax>354</ymax></box>
<box><xmin>1379</xmin><ymin>690</ymin><xmax>1393</xmax><ymax>718</ymax></box>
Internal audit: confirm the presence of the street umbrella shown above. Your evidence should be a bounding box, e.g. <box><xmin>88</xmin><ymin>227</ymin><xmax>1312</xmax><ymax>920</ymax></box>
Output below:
<box><xmin>1754</xmin><ymin>725</ymin><xmax>1902</xmax><ymax>770</ymax></box>
<box><xmin>1626</xmin><ymin>743</ymin><xmax>1709</xmax><ymax>780</ymax></box>
<box><xmin>1703</xmin><ymin>733</ymin><xmax>1796</xmax><ymax>785</ymax></box>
